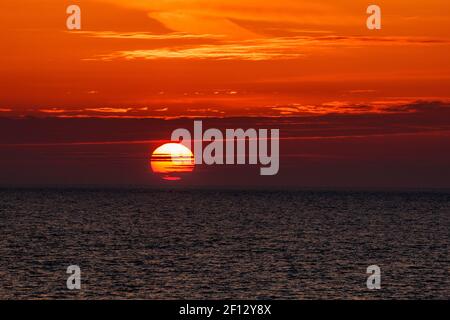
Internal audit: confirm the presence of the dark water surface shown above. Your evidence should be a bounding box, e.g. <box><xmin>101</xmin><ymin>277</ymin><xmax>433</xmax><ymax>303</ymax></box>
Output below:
<box><xmin>0</xmin><ymin>189</ymin><xmax>448</xmax><ymax>299</ymax></box>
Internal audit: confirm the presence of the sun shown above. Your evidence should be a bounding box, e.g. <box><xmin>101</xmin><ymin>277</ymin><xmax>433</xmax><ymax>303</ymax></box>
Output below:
<box><xmin>151</xmin><ymin>143</ymin><xmax>195</xmax><ymax>181</ymax></box>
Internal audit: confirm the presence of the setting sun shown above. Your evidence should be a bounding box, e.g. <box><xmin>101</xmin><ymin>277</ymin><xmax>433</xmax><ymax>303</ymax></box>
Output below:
<box><xmin>151</xmin><ymin>143</ymin><xmax>195</xmax><ymax>181</ymax></box>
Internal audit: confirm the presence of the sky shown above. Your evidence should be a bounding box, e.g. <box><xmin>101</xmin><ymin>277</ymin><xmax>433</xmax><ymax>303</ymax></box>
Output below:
<box><xmin>0</xmin><ymin>0</ymin><xmax>449</xmax><ymax>187</ymax></box>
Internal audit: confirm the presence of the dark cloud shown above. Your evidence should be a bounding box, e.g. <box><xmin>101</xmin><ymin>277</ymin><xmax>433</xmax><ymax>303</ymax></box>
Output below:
<box><xmin>1</xmin><ymin>101</ymin><xmax>449</xmax><ymax>188</ymax></box>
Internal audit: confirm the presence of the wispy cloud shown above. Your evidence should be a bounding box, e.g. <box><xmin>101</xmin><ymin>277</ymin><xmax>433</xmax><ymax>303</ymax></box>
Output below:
<box><xmin>39</xmin><ymin>108</ymin><xmax>70</xmax><ymax>114</ymax></box>
<box><xmin>91</xmin><ymin>35</ymin><xmax>450</xmax><ymax>61</ymax></box>
<box><xmin>75</xmin><ymin>1</ymin><xmax>450</xmax><ymax>63</ymax></box>
<box><xmin>96</xmin><ymin>0</ymin><xmax>358</xmax><ymax>38</ymax></box>
<box><xmin>77</xmin><ymin>31</ymin><xmax>222</xmax><ymax>40</ymax></box>
<box><xmin>97</xmin><ymin>0</ymin><xmax>450</xmax><ymax>42</ymax></box>
<box><xmin>85</xmin><ymin>107</ymin><xmax>132</xmax><ymax>113</ymax></box>
<box><xmin>93</xmin><ymin>37</ymin><xmax>305</xmax><ymax>61</ymax></box>
<box><xmin>26</xmin><ymin>100</ymin><xmax>450</xmax><ymax>119</ymax></box>
<box><xmin>270</xmin><ymin>100</ymin><xmax>450</xmax><ymax>116</ymax></box>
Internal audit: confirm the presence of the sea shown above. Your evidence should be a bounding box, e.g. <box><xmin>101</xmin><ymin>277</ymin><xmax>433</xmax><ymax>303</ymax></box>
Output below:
<box><xmin>0</xmin><ymin>188</ymin><xmax>448</xmax><ymax>299</ymax></box>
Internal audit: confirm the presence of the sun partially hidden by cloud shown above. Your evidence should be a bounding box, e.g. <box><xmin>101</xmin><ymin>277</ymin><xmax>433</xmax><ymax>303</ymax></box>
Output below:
<box><xmin>151</xmin><ymin>143</ymin><xmax>195</xmax><ymax>181</ymax></box>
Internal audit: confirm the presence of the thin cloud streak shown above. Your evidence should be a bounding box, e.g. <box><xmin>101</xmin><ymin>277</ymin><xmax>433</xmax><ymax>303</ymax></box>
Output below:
<box><xmin>17</xmin><ymin>100</ymin><xmax>450</xmax><ymax>118</ymax></box>
<box><xmin>76</xmin><ymin>31</ymin><xmax>223</xmax><ymax>40</ymax></box>
<box><xmin>92</xmin><ymin>35</ymin><xmax>450</xmax><ymax>61</ymax></box>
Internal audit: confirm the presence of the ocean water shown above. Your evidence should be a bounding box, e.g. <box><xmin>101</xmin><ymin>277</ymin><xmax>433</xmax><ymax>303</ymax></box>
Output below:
<box><xmin>0</xmin><ymin>189</ymin><xmax>448</xmax><ymax>299</ymax></box>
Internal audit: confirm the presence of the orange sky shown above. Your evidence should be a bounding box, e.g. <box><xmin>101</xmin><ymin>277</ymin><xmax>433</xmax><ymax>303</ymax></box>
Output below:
<box><xmin>1</xmin><ymin>0</ymin><xmax>450</xmax><ymax>118</ymax></box>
